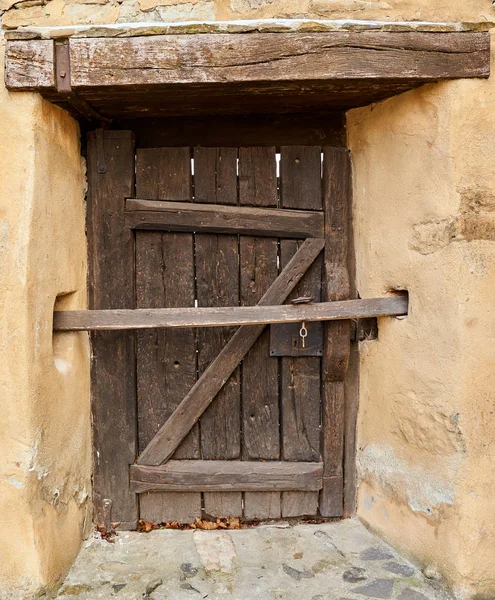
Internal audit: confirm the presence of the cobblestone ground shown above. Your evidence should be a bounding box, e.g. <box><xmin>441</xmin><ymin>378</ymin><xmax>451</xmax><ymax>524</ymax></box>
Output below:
<box><xmin>55</xmin><ymin>519</ymin><xmax>450</xmax><ymax>600</ymax></box>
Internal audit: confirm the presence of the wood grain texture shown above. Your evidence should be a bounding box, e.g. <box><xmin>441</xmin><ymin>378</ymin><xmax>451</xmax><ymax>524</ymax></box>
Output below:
<box><xmin>5</xmin><ymin>40</ymin><xmax>54</xmax><ymax>90</ymax></box>
<box><xmin>239</xmin><ymin>146</ymin><xmax>281</xmax><ymax>520</ymax></box>
<box><xmin>53</xmin><ymin>296</ymin><xmax>407</xmax><ymax>331</ymax></box>
<box><xmin>280</xmin><ymin>146</ymin><xmax>322</xmax><ymax>211</ymax></box>
<box><xmin>130</xmin><ymin>461</ymin><xmax>324</xmax><ymax>493</ymax></box>
<box><xmin>320</xmin><ymin>147</ymin><xmax>352</xmax><ymax>518</ymax></box>
<box><xmin>135</xmin><ymin>147</ymin><xmax>201</xmax><ymax>524</ymax></box>
<box><xmin>117</xmin><ymin>114</ymin><xmax>346</xmax><ymax>148</ymax></box>
<box><xmin>280</xmin><ymin>146</ymin><xmax>323</xmax><ymax>518</ymax></box>
<box><xmin>86</xmin><ymin>130</ymin><xmax>138</xmax><ymax>530</ymax></box>
<box><xmin>137</xmin><ymin>237</ymin><xmax>324</xmax><ymax>467</ymax></box>
<box><xmin>280</xmin><ymin>241</ymin><xmax>322</xmax><ymax>518</ymax></box>
<box><xmin>126</xmin><ymin>199</ymin><xmax>324</xmax><ymax>238</ymax></box>
<box><xmin>67</xmin><ymin>33</ymin><xmax>490</xmax><ymax>88</ymax></box>
<box><xmin>6</xmin><ymin>33</ymin><xmax>489</xmax><ymax>118</ymax></box>
<box><xmin>194</xmin><ymin>146</ymin><xmax>242</xmax><ymax>518</ymax></box>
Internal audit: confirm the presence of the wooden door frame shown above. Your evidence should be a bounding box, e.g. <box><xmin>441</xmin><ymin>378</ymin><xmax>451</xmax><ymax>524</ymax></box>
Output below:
<box><xmin>86</xmin><ymin>123</ymin><xmax>357</xmax><ymax>530</ymax></box>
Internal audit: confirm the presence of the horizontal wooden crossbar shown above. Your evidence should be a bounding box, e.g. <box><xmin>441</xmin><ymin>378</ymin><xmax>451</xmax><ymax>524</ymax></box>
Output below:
<box><xmin>53</xmin><ymin>296</ymin><xmax>408</xmax><ymax>331</ymax></box>
<box><xmin>125</xmin><ymin>199</ymin><xmax>324</xmax><ymax>238</ymax></box>
<box><xmin>130</xmin><ymin>461</ymin><xmax>324</xmax><ymax>493</ymax></box>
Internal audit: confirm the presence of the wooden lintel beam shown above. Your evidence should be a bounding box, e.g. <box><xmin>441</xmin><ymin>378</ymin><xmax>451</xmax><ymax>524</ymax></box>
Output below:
<box><xmin>5</xmin><ymin>32</ymin><xmax>490</xmax><ymax>93</ymax></box>
<box><xmin>53</xmin><ymin>296</ymin><xmax>408</xmax><ymax>332</ymax></box>
<box><xmin>130</xmin><ymin>461</ymin><xmax>323</xmax><ymax>493</ymax></box>
<box><xmin>125</xmin><ymin>199</ymin><xmax>324</xmax><ymax>238</ymax></box>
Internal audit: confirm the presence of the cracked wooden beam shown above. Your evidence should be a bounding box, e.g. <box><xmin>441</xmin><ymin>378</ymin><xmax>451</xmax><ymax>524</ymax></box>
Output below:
<box><xmin>4</xmin><ymin>32</ymin><xmax>489</xmax><ymax>116</ymax></box>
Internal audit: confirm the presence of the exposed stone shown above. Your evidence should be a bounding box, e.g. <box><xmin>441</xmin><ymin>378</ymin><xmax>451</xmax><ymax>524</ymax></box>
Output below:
<box><xmin>180</xmin><ymin>582</ymin><xmax>201</xmax><ymax>593</ymax></box>
<box><xmin>118</xmin><ymin>0</ymin><xmax>160</xmax><ymax>21</ymax></box>
<box><xmin>155</xmin><ymin>1</ymin><xmax>215</xmax><ymax>19</ymax></box>
<box><xmin>397</xmin><ymin>590</ymin><xmax>429</xmax><ymax>600</ymax></box>
<box><xmin>98</xmin><ymin>561</ymin><xmax>155</xmax><ymax>581</ymax></box>
<box><xmin>112</xmin><ymin>583</ymin><xmax>127</xmax><ymax>593</ymax></box>
<box><xmin>180</xmin><ymin>563</ymin><xmax>198</xmax><ymax>579</ymax></box>
<box><xmin>422</xmin><ymin>566</ymin><xmax>442</xmax><ymax>581</ymax></box>
<box><xmin>59</xmin><ymin>584</ymin><xmax>93</xmax><ymax>595</ymax></box>
<box><xmin>139</xmin><ymin>0</ymin><xmax>202</xmax><ymax>12</ymax></box>
<box><xmin>12</xmin><ymin>0</ymin><xmax>43</xmax><ymax>10</ymax></box>
<box><xmin>0</xmin><ymin>0</ymin><xmax>18</xmax><ymax>11</ymax></box>
<box><xmin>343</xmin><ymin>566</ymin><xmax>368</xmax><ymax>583</ymax></box>
<box><xmin>383</xmin><ymin>561</ymin><xmax>415</xmax><ymax>577</ymax></box>
<box><xmin>63</xmin><ymin>3</ymin><xmax>120</xmax><ymax>23</ymax></box>
<box><xmin>2</xmin><ymin>5</ymin><xmax>45</xmax><ymax>28</ymax></box>
<box><xmin>360</xmin><ymin>547</ymin><xmax>394</xmax><ymax>561</ymax></box>
<box><xmin>282</xmin><ymin>563</ymin><xmax>316</xmax><ymax>580</ymax></box>
<box><xmin>3</xmin><ymin>19</ymin><xmax>489</xmax><ymax>40</ymax></box>
<box><xmin>194</xmin><ymin>530</ymin><xmax>237</xmax><ymax>574</ymax></box>
<box><xmin>352</xmin><ymin>579</ymin><xmax>395</xmax><ymax>599</ymax></box>
<box><xmin>145</xmin><ymin>579</ymin><xmax>163</xmax><ymax>596</ymax></box>
<box><xmin>310</xmin><ymin>0</ymin><xmax>390</xmax><ymax>15</ymax></box>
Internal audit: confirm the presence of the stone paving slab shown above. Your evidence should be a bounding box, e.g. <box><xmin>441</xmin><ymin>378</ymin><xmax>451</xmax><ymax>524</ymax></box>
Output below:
<box><xmin>54</xmin><ymin>519</ymin><xmax>451</xmax><ymax>600</ymax></box>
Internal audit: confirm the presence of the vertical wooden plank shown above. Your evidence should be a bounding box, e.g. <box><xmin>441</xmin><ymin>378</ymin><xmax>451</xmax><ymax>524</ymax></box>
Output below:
<box><xmin>194</xmin><ymin>147</ymin><xmax>242</xmax><ymax>518</ymax></box>
<box><xmin>320</xmin><ymin>147</ymin><xmax>351</xmax><ymax>517</ymax></box>
<box><xmin>280</xmin><ymin>146</ymin><xmax>323</xmax><ymax>518</ymax></box>
<box><xmin>87</xmin><ymin>130</ymin><xmax>138</xmax><ymax>530</ymax></box>
<box><xmin>136</xmin><ymin>147</ymin><xmax>201</xmax><ymax>524</ymax></box>
<box><xmin>344</xmin><ymin>166</ymin><xmax>359</xmax><ymax>517</ymax></box>
<box><xmin>239</xmin><ymin>147</ymin><xmax>281</xmax><ymax>520</ymax></box>
<box><xmin>280</xmin><ymin>146</ymin><xmax>322</xmax><ymax>211</ymax></box>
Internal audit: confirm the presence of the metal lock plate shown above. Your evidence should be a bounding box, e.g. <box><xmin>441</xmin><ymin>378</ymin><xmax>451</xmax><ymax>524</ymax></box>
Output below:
<box><xmin>269</xmin><ymin>321</ymin><xmax>324</xmax><ymax>357</ymax></box>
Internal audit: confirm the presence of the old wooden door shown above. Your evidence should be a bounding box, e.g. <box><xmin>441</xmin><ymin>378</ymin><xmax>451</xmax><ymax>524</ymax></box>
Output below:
<box><xmin>87</xmin><ymin>129</ymin><xmax>351</xmax><ymax>529</ymax></box>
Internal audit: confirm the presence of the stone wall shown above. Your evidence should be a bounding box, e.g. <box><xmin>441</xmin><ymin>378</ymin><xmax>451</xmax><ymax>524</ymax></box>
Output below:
<box><xmin>0</xmin><ymin>39</ymin><xmax>91</xmax><ymax>599</ymax></box>
<box><xmin>0</xmin><ymin>0</ymin><xmax>493</xmax><ymax>30</ymax></box>
<box><xmin>347</xmin><ymin>30</ymin><xmax>495</xmax><ymax>599</ymax></box>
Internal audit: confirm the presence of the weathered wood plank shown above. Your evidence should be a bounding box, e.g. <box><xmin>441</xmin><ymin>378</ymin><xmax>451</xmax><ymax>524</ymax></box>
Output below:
<box><xmin>53</xmin><ymin>296</ymin><xmax>408</xmax><ymax>331</ymax></box>
<box><xmin>194</xmin><ymin>146</ymin><xmax>242</xmax><ymax>518</ymax></box>
<box><xmin>135</xmin><ymin>147</ymin><xmax>201</xmax><ymax>524</ymax></box>
<box><xmin>130</xmin><ymin>461</ymin><xmax>324</xmax><ymax>493</ymax></box>
<box><xmin>5</xmin><ymin>40</ymin><xmax>55</xmax><ymax>90</ymax></box>
<box><xmin>280</xmin><ymin>146</ymin><xmax>323</xmax><ymax>518</ymax></box>
<box><xmin>126</xmin><ymin>199</ymin><xmax>324</xmax><ymax>238</ymax></box>
<box><xmin>65</xmin><ymin>33</ymin><xmax>490</xmax><ymax>89</ymax></box>
<box><xmin>320</xmin><ymin>147</ymin><xmax>352</xmax><ymax>518</ymax></box>
<box><xmin>86</xmin><ymin>130</ymin><xmax>138</xmax><ymax>530</ymax></box>
<box><xmin>280</xmin><ymin>146</ymin><xmax>322</xmax><ymax>211</ymax></box>
<box><xmin>240</xmin><ymin>146</ymin><xmax>281</xmax><ymax>521</ymax></box>
<box><xmin>137</xmin><ymin>237</ymin><xmax>325</xmax><ymax>467</ymax></box>
<box><xmin>118</xmin><ymin>114</ymin><xmax>346</xmax><ymax>148</ymax></box>
<box><xmin>280</xmin><ymin>243</ymin><xmax>322</xmax><ymax>518</ymax></box>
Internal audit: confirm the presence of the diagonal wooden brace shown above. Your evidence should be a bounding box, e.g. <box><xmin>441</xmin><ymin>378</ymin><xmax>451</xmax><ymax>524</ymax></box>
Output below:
<box><xmin>137</xmin><ymin>237</ymin><xmax>325</xmax><ymax>467</ymax></box>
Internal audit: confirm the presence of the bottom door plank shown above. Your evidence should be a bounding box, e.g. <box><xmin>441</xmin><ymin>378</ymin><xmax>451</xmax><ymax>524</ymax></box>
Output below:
<box><xmin>130</xmin><ymin>461</ymin><xmax>323</xmax><ymax>493</ymax></box>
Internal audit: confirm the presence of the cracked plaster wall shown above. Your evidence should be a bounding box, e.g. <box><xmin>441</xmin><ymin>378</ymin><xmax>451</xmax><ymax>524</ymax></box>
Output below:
<box><xmin>0</xmin><ymin>0</ymin><xmax>493</xmax><ymax>30</ymax></box>
<box><xmin>0</xmin><ymin>38</ymin><xmax>91</xmax><ymax>598</ymax></box>
<box><xmin>347</xmin><ymin>29</ymin><xmax>495</xmax><ymax>600</ymax></box>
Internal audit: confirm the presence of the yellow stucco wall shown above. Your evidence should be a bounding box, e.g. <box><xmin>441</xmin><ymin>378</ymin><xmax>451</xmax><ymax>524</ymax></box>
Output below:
<box><xmin>347</xmin><ymin>30</ymin><xmax>495</xmax><ymax>599</ymax></box>
<box><xmin>0</xmin><ymin>0</ymin><xmax>493</xmax><ymax>29</ymax></box>
<box><xmin>0</xmin><ymin>38</ymin><xmax>91</xmax><ymax>598</ymax></box>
